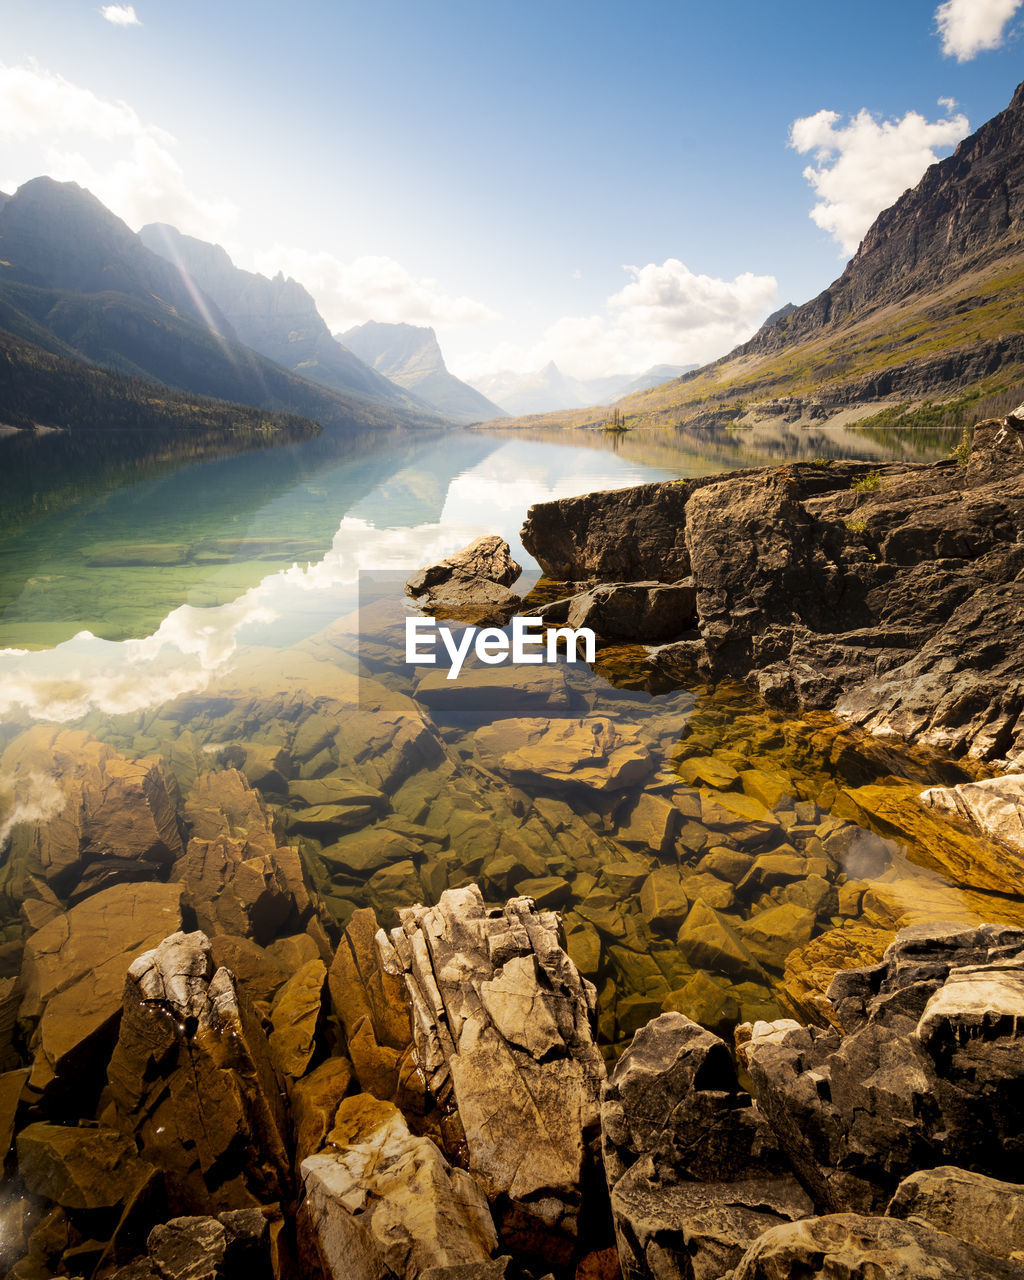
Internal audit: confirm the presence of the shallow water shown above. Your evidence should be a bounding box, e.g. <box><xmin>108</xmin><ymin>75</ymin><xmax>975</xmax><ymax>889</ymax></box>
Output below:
<box><xmin>1</xmin><ymin>419</ymin><xmax>1018</xmax><ymax>1056</ymax></box>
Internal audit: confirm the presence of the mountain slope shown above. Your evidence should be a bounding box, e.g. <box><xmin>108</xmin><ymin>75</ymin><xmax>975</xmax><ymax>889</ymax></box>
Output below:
<box><xmin>339</xmin><ymin>320</ymin><xmax>505</xmax><ymax>423</ymax></box>
<box><xmin>0</xmin><ymin>179</ymin><xmax>445</xmax><ymax>433</ymax></box>
<box><xmin>138</xmin><ymin>223</ymin><xmax>426</xmax><ymax>410</ymax></box>
<box><xmin>490</xmin><ymin>78</ymin><xmax>1024</xmax><ymax>436</ymax></box>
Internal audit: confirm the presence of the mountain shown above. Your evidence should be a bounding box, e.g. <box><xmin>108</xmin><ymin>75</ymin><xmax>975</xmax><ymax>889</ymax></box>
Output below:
<box><xmin>138</xmin><ymin>223</ymin><xmax>425</xmax><ymax>410</ymax></box>
<box><xmin>0</xmin><ymin>178</ymin><xmax>445</xmax><ymax>434</ymax></box>
<box><xmin>339</xmin><ymin>320</ymin><xmax>505</xmax><ymax>423</ymax></box>
<box><xmin>494</xmin><ymin>78</ymin><xmax>1024</xmax><ymax>436</ymax></box>
<box><xmin>468</xmin><ymin>360</ymin><xmax>697</xmax><ymax>416</ymax></box>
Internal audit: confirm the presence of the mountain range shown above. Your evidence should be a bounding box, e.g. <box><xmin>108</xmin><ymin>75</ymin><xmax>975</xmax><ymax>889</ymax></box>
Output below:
<box><xmin>469</xmin><ymin>361</ymin><xmax>697</xmax><ymax>416</ymax></box>
<box><xmin>491</xmin><ymin>78</ymin><xmax>1024</xmax><ymax>435</ymax></box>
<box><xmin>338</xmin><ymin>321</ymin><xmax>505</xmax><ymax>423</ymax></box>
<box><xmin>0</xmin><ymin>179</ymin><xmax>445</xmax><ymax>437</ymax></box>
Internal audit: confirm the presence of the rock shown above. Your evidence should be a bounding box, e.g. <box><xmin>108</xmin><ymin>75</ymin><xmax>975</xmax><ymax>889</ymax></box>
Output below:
<box><xmin>106</xmin><ymin>930</ymin><xmax>291</xmax><ymax>1215</ymax></box>
<box><xmin>291</xmin><ymin>1057</ymin><xmax>355</xmax><ymax>1164</ymax></box>
<box><xmin>112</xmin><ymin>1209</ymin><xmax>279</xmax><ymax>1280</ymax></box>
<box><xmin>474</xmin><ymin>717</ymin><xmax>653</xmax><ymax>792</ymax></box>
<box><xmin>743</xmin><ymin>923</ymin><xmax>1024</xmax><ymax>1215</ymax></box>
<box><xmin>730</xmin><ymin>1212</ymin><xmax>1024</xmax><ymax>1279</ymax></box>
<box><xmin>833</xmin><ymin>780</ymin><xmax>1024</xmax><ymax>896</ymax></box>
<box><xmin>300</xmin><ymin>1095</ymin><xmax>498</xmax><ymax>1280</ymax></box>
<box><xmin>677</xmin><ymin>900</ymin><xmax>765</xmax><ymax>983</ymax></box>
<box><xmin>267</xmin><ymin>958</ymin><xmax>326</xmax><ymax>1083</ymax></box>
<box><xmin>413</xmin><ymin>664</ymin><xmax>571</xmax><ymax>716</ymax></box>
<box><xmin>616</xmin><ymin>794</ymin><xmax>681</xmax><ymax>855</ymax></box>
<box><xmin>738</xmin><ymin>903</ymin><xmax>817</xmax><ymax>972</ymax></box>
<box><xmin>19</xmin><ymin>881</ymin><xmax>184</xmax><ymax>1093</ymax></box>
<box><xmin>407</xmin><ymin>535</ymin><xmax>522</xmax><ymax>595</ymax></box>
<box><xmin>663</xmin><ymin>972</ymin><xmax>740</xmax><ymax>1034</ymax></box>
<box><xmin>920</xmin><ymin>774</ymin><xmax>1024</xmax><ymax>855</ymax></box>
<box><xmin>778</xmin><ymin>925</ymin><xmax>892</xmax><ymax>1027</ymax></box>
<box><xmin>564</xmin><ymin>580</ymin><xmax>697</xmax><ymax>644</ymax></box>
<box><xmin>639</xmin><ymin>868</ymin><xmax>690</xmax><ymax>934</ymax></box>
<box><xmin>179</xmin><ymin>771</ymin><xmax>324</xmax><ymax>946</ymax></box>
<box><xmin>601</xmin><ymin>1013</ymin><xmax>813</xmax><ymax>1280</ymax></box>
<box><xmin>380</xmin><ymin>886</ymin><xmax>605</xmax><ymax>1260</ymax></box>
<box><xmin>327</xmin><ymin>908</ymin><xmax>418</xmax><ymax>1106</ymax></box>
<box><xmin>0</xmin><ymin>727</ymin><xmax>182</xmax><ymax>905</ymax></box>
<box><xmin>209</xmin><ymin>936</ymin><xmax>288</xmax><ymax>1005</ymax></box>
<box><xmin>521</xmin><ymin>423</ymin><xmax>1024</xmax><ymax>766</ymax></box>
<box><xmin>0</xmin><ymin>1067</ymin><xmax>27</xmax><ymax>1160</ymax></box>
<box><xmin>886</xmin><ymin>1165</ymin><xmax>1024</xmax><ymax>1263</ymax></box>
<box><xmin>16</xmin><ymin>1122</ymin><xmax>157</xmax><ymax>1210</ymax></box>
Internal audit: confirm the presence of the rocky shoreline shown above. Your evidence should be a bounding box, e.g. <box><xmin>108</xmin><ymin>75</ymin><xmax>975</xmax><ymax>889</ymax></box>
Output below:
<box><xmin>1</xmin><ymin>413</ymin><xmax>1023</xmax><ymax>1278</ymax></box>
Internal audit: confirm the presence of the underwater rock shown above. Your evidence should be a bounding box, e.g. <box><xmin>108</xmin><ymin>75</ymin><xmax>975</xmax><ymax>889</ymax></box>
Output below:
<box><xmin>327</xmin><ymin>908</ymin><xmax>417</xmax><ymax>1106</ymax></box>
<box><xmin>179</xmin><ymin>770</ymin><xmax>328</xmax><ymax>947</ymax></box>
<box><xmin>600</xmin><ymin>1012</ymin><xmax>812</xmax><ymax>1280</ymax></box>
<box><xmin>106</xmin><ymin>930</ymin><xmax>291</xmax><ymax>1215</ymax></box>
<box><xmin>474</xmin><ymin>716</ymin><xmax>653</xmax><ymax>793</ymax></box>
<box><xmin>16</xmin><ymin>1122</ymin><xmax>157</xmax><ymax>1210</ymax></box>
<box><xmin>379</xmin><ymin>885</ymin><xmax>605</xmax><ymax>1261</ymax></box>
<box><xmin>267</xmin><ymin>958</ymin><xmax>325</xmax><ymax>1084</ymax></box>
<box><xmin>290</xmin><ymin>1057</ymin><xmax>355</xmax><ymax>1166</ymax></box>
<box><xmin>0</xmin><ymin>726</ymin><xmax>182</xmax><ymax>906</ymax></box>
<box><xmin>300</xmin><ymin>1094</ymin><xmax>498</xmax><ymax>1280</ymax></box>
<box><xmin>778</xmin><ymin>924</ymin><xmax>892</xmax><ymax>1027</ymax></box>
<box><xmin>19</xmin><ymin>881</ymin><xmax>184</xmax><ymax>1093</ymax></box>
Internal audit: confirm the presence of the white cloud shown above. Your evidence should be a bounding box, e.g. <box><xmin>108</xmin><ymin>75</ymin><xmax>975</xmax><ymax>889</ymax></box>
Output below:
<box><xmin>935</xmin><ymin>0</ymin><xmax>1021</xmax><ymax>60</ymax></box>
<box><xmin>252</xmin><ymin>245</ymin><xmax>499</xmax><ymax>334</ymax></box>
<box><xmin>100</xmin><ymin>4</ymin><xmax>141</xmax><ymax>26</ymax></box>
<box><xmin>455</xmin><ymin>258</ymin><xmax>777</xmax><ymax>382</ymax></box>
<box><xmin>789</xmin><ymin>105</ymin><xmax>970</xmax><ymax>255</ymax></box>
<box><xmin>0</xmin><ymin>59</ymin><xmax>235</xmax><ymax>240</ymax></box>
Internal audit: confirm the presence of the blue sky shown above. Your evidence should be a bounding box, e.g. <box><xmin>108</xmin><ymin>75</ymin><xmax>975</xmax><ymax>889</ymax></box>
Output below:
<box><xmin>1</xmin><ymin>0</ymin><xmax>1022</xmax><ymax>382</ymax></box>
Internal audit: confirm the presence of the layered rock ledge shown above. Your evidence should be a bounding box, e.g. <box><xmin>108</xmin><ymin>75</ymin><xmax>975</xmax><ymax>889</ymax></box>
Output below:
<box><xmin>520</xmin><ymin>412</ymin><xmax>1024</xmax><ymax>770</ymax></box>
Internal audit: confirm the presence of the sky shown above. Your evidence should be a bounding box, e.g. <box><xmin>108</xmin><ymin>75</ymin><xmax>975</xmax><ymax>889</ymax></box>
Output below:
<box><xmin>1</xmin><ymin>0</ymin><xmax>1022</xmax><ymax>384</ymax></box>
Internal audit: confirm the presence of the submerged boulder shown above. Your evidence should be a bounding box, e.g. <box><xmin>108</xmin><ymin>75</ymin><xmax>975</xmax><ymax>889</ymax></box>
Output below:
<box><xmin>0</xmin><ymin>726</ymin><xmax>183</xmax><ymax>907</ymax></box>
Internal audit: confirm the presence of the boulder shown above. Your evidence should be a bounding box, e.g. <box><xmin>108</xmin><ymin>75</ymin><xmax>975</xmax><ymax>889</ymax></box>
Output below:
<box><xmin>474</xmin><ymin>717</ymin><xmax>653</xmax><ymax>792</ymax></box>
<box><xmin>0</xmin><ymin>726</ymin><xmax>182</xmax><ymax>905</ymax></box>
<box><xmin>19</xmin><ymin>881</ymin><xmax>184</xmax><ymax>1093</ymax></box>
<box><xmin>267</xmin><ymin>958</ymin><xmax>326</xmax><ymax>1083</ymax></box>
<box><xmin>327</xmin><ymin>908</ymin><xmax>417</xmax><ymax>1105</ymax></box>
<box><xmin>601</xmin><ymin>1013</ymin><xmax>812</xmax><ymax>1280</ymax></box>
<box><xmin>743</xmin><ymin>923</ymin><xmax>1024</xmax><ymax>1214</ymax></box>
<box><xmin>730</xmin><ymin>1212</ymin><xmax>1024</xmax><ymax>1279</ymax></box>
<box><xmin>564</xmin><ymin>580</ymin><xmax>697</xmax><ymax>644</ymax></box>
<box><xmin>179</xmin><ymin>771</ymin><xmax>325</xmax><ymax>946</ymax></box>
<box><xmin>110</xmin><ymin>1209</ymin><xmax>279</xmax><ymax>1280</ymax></box>
<box><xmin>920</xmin><ymin>774</ymin><xmax>1024</xmax><ymax>856</ymax></box>
<box><xmin>16</xmin><ymin>1122</ymin><xmax>157</xmax><ymax>1210</ymax></box>
<box><xmin>300</xmin><ymin>1095</ymin><xmax>498</xmax><ymax>1280</ymax></box>
<box><xmin>290</xmin><ymin>1057</ymin><xmax>355</xmax><ymax>1165</ymax></box>
<box><xmin>407</xmin><ymin>535</ymin><xmax>522</xmax><ymax>595</ymax></box>
<box><xmin>886</xmin><ymin>1165</ymin><xmax>1024</xmax><ymax>1263</ymax></box>
<box><xmin>106</xmin><ymin>931</ymin><xmax>291</xmax><ymax>1215</ymax></box>
<box><xmin>379</xmin><ymin>885</ymin><xmax>605</xmax><ymax>1260</ymax></box>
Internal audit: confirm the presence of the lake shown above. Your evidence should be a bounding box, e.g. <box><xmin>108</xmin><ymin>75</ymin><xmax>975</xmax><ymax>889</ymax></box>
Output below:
<box><xmin>1</xmin><ymin>419</ymin><xmax>1020</xmax><ymax>1056</ymax></box>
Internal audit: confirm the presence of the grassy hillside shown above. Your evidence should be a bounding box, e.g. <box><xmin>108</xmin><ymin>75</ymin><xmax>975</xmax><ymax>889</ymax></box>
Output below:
<box><xmin>487</xmin><ymin>250</ymin><xmax>1024</xmax><ymax>438</ymax></box>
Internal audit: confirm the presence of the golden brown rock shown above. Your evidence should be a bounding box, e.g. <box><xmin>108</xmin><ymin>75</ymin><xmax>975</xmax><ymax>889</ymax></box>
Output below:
<box><xmin>268</xmin><ymin>958</ymin><xmax>325</xmax><ymax>1083</ymax></box>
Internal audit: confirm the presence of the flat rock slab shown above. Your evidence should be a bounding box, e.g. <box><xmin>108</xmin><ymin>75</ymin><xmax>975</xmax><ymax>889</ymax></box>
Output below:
<box><xmin>920</xmin><ymin>774</ymin><xmax>1024</xmax><ymax>856</ymax></box>
<box><xmin>474</xmin><ymin>716</ymin><xmax>653</xmax><ymax>792</ymax></box>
